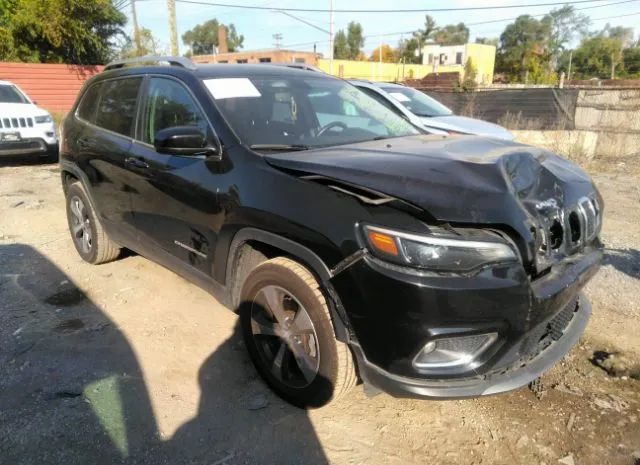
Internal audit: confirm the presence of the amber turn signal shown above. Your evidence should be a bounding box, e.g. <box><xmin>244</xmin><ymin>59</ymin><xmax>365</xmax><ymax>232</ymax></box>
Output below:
<box><xmin>367</xmin><ymin>231</ymin><xmax>399</xmax><ymax>256</ymax></box>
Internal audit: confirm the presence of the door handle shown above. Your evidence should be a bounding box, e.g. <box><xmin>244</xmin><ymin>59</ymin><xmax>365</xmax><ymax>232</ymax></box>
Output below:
<box><xmin>124</xmin><ymin>157</ymin><xmax>149</xmax><ymax>169</ymax></box>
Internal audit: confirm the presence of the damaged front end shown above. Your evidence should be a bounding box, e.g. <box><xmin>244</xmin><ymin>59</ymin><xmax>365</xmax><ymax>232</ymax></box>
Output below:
<box><xmin>265</xmin><ymin>135</ymin><xmax>604</xmax><ymax>398</ymax></box>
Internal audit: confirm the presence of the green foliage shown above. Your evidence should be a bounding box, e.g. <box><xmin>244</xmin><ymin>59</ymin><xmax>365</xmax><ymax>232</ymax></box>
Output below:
<box><xmin>546</xmin><ymin>6</ymin><xmax>590</xmax><ymax>66</ymax></box>
<box><xmin>475</xmin><ymin>37</ymin><xmax>499</xmax><ymax>47</ymax></box>
<box><xmin>346</xmin><ymin>21</ymin><xmax>364</xmax><ymax>60</ymax></box>
<box><xmin>433</xmin><ymin>23</ymin><xmax>469</xmax><ymax>46</ymax></box>
<box><xmin>333</xmin><ymin>30</ymin><xmax>348</xmax><ymax>59</ymax></box>
<box><xmin>571</xmin><ymin>35</ymin><xmax>624</xmax><ymax>79</ymax></box>
<box><xmin>118</xmin><ymin>28</ymin><xmax>162</xmax><ymax>59</ymax></box>
<box><xmin>181</xmin><ymin>19</ymin><xmax>244</xmax><ymax>55</ymax></box>
<box><xmin>397</xmin><ymin>37</ymin><xmax>422</xmax><ymax>64</ymax></box>
<box><xmin>497</xmin><ymin>15</ymin><xmax>552</xmax><ymax>82</ymax></box>
<box><xmin>0</xmin><ymin>0</ymin><xmax>125</xmax><ymax>64</ymax></box>
<box><xmin>622</xmin><ymin>47</ymin><xmax>640</xmax><ymax>77</ymax></box>
<box><xmin>460</xmin><ymin>57</ymin><xmax>478</xmax><ymax>91</ymax></box>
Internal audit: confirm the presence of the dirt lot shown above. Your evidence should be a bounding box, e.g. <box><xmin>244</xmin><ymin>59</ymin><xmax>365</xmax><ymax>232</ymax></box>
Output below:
<box><xmin>1</xmin><ymin>157</ymin><xmax>639</xmax><ymax>465</ymax></box>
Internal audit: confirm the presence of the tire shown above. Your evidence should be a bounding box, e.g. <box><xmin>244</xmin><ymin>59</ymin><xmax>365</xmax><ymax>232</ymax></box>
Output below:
<box><xmin>65</xmin><ymin>181</ymin><xmax>121</xmax><ymax>264</ymax></box>
<box><xmin>239</xmin><ymin>257</ymin><xmax>357</xmax><ymax>408</ymax></box>
<box><xmin>43</xmin><ymin>145</ymin><xmax>59</xmax><ymax>163</ymax></box>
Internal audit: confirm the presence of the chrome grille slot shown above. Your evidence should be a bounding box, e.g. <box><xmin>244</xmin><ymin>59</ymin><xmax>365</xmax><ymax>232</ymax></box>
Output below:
<box><xmin>27</xmin><ymin>118</ymin><xmax>33</xmax><ymax>127</ymax></box>
<box><xmin>19</xmin><ymin>117</ymin><xmax>26</xmax><ymax>127</ymax></box>
<box><xmin>11</xmin><ymin>118</ymin><xmax>18</xmax><ymax>127</ymax></box>
<box><xmin>578</xmin><ymin>197</ymin><xmax>597</xmax><ymax>240</ymax></box>
<box><xmin>2</xmin><ymin>118</ymin><xmax>9</xmax><ymax>127</ymax></box>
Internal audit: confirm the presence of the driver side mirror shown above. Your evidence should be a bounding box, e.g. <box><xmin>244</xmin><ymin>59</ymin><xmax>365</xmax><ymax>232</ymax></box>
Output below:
<box><xmin>154</xmin><ymin>126</ymin><xmax>220</xmax><ymax>158</ymax></box>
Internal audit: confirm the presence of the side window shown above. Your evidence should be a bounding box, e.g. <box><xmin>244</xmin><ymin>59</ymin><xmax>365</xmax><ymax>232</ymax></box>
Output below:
<box><xmin>77</xmin><ymin>82</ymin><xmax>103</xmax><ymax>123</ymax></box>
<box><xmin>142</xmin><ymin>77</ymin><xmax>209</xmax><ymax>145</ymax></box>
<box><xmin>95</xmin><ymin>78</ymin><xmax>142</xmax><ymax>137</ymax></box>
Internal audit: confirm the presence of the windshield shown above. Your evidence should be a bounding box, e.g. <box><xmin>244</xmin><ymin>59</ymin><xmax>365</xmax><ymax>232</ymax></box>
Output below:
<box><xmin>0</xmin><ymin>85</ymin><xmax>30</xmax><ymax>104</ymax></box>
<box><xmin>380</xmin><ymin>86</ymin><xmax>452</xmax><ymax>117</ymax></box>
<box><xmin>206</xmin><ymin>76</ymin><xmax>420</xmax><ymax>151</ymax></box>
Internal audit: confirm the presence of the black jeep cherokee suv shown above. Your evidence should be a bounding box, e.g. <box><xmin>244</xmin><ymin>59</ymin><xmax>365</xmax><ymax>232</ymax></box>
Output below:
<box><xmin>60</xmin><ymin>57</ymin><xmax>603</xmax><ymax>408</ymax></box>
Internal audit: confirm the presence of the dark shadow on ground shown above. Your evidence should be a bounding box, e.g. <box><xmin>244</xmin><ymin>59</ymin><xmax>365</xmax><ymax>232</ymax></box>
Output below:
<box><xmin>0</xmin><ymin>244</ymin><xmax>329</xmax><ymax>464</ymax></box>
<box><xmin>603</xmin><ymin>248</ymin><xmax>640</xmax><ymax>279</ymax></box>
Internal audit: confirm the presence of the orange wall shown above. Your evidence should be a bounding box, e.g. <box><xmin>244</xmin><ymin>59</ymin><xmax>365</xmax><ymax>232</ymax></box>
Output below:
<box><xmin>0</xmin><ymin>62</ymin><xmax>103</xmax><ymax>113</ymax></box>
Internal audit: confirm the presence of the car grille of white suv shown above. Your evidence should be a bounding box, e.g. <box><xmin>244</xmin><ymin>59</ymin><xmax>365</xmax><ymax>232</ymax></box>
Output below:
<box><xmin>0</xmin><ymin>117</ymin><xmax>34</xmax><ymax>129</ymax></box>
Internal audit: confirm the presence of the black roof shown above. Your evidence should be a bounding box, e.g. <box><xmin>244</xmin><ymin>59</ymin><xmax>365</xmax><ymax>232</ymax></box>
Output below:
<box><xmin>194</xmin><ymin>64</ymin><xmax>333</xmax><ymax>79</ymax></box>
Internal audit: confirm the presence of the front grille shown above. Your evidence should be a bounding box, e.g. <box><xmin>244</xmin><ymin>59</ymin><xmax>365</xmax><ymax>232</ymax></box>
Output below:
<box><xmin>0</xmin><ymin>117</ymin><xmax>34</xmax><ymax>129</ymax></box>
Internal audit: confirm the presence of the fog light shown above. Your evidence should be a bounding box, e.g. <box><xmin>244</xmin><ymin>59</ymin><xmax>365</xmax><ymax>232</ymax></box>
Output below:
<box><xmin>412</xmin><ymin>333</ymin><xmax>498</xmax><ymax>370</ymax></box>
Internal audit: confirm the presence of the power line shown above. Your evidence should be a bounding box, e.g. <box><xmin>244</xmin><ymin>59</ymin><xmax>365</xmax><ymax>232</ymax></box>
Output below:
<box><xmin>172</xmin><ymin>0</ymin><xmax>617</xmax><ymax>13</ymax></box>
<box><xmin>590</xmin><ymin>10</ymin><xmax>640</xmax><ymax>20</ymax></box>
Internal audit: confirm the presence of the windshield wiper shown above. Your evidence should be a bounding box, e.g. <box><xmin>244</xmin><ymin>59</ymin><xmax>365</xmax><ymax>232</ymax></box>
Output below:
<box><xmin>249</xmin><ymin>144</ymin><xmax>310</xmax><ymax>152</ymax></box>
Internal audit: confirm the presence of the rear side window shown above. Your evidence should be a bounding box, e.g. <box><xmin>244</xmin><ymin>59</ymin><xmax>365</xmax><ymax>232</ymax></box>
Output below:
<box><xmin>357</xmin><ymin>86</ymin><xmax>403</xmax><ymax>116</ymax></box>
<box><xmin>77</xmin><ymin>82</ymin><xmax>103</xmax><ymax>123</ymax></box>
<box><xmin>95</xmin><ymin>78</ymin><xmax>142</xmax><ymax>137</ymax></box>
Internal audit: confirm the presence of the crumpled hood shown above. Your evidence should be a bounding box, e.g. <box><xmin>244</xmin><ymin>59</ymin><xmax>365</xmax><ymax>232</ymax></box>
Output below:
<box><xmin>264</xmin><ymin>135</ymin><xmax>598</xmax><ymax>235</ymax></box>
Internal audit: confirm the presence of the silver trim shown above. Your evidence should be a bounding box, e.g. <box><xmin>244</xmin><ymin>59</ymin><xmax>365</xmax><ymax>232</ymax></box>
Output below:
<box><xmin>174</xmin><ymin>240</ymin><xmax>207</xmax><ymax>258</ymax></box>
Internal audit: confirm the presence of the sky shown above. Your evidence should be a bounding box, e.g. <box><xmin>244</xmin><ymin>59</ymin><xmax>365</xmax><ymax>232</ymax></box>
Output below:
<box><xmin>126</xmin><ymin>0</ymin><xmax>640</xmax><ymax>56</ymax></box>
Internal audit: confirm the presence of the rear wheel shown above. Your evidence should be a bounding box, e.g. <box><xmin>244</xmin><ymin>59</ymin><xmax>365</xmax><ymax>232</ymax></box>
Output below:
<box><xmin>65</xmin><ymin>182</ymin><xmax>120</xmax><ymax>264</ymax></box>
<box><xmin>239</xmin><ymin>257</ymin><xmax>357</xmax><ymax>408</ymax></box>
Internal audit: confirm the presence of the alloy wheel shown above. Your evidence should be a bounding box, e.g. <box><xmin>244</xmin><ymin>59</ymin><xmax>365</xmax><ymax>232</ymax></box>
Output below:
<box><xmin>250</xmin><ymin>285</ymin><xmax>320</xmax><ymax>388</ymax></box>
<box><xmin>69</xmin><ymin>195</ymin><xmax>92</xmax><ymax>254</ymax></box>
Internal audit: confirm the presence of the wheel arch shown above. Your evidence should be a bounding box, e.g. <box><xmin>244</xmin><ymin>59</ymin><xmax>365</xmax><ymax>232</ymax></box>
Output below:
<box><xmin>225</xmin><ymin>228</ymin><xmax>351</xmax><ymax>342</ymax></box>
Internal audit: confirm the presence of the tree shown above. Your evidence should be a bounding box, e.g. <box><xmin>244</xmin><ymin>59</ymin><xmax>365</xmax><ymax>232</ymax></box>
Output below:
<box><xmin>118</xmin><ymin>28</ymin><xmax>162</xmax><ymax>59</ymax></box>
<box><xmin>571</xmin><ymin>35</ymin><xmax>624</xmax><ymax>79</ymax></box>
<box><xmin>497</xmin><ymin>15</ymin><xmax>552</xmax><ymax>82</ymax></box>
<box><xmin>333</xmin><ymin>29</ymin><xmax>348</xmax><ymax>59</ymax></box>
<box><xmin>396</xmin><ymin>37</ymin><xmax>422</xmax><ymax>64</ymax></box>
<box><xmin>181</xmin><ymin>19</ymin><xmax>244</xmax><ymax>55</ymax></box>
<box><xmin>460</xmin><ymin>57</ymin><xmax>478</xmax><ymax>90</ymax></box>
<box><xmin>544</xmin><ymin>6</ymin><xmax>590</xmax><ymax>70</ymax></box>
<box><xmin>413</xmin><ymin>15</ymin><xmax>437</xmax><ymax>44</ymax></box>
<box><xmin>476</xmin><ymin>37</ymin><xmax>499</xmax><ymax>47</ymax></box>
<box><xmin>433</xmin><ymin>23</ymin><xmax>469</xmax><ymax>45</ymax></box>
<box><xmin>0</xmin><ymin>0</ymin><xmax>126</xmax><ymax>64</ymax></box>
<box><xmin>622</xmin><ymin>46</ymin><xmax>640</xmax><ymax>76</ymax></box>
<box><xmin>346</xmin><ymin>21</ymin><xmax>364</xmax><ymax>60</ymax></box>
<box><xmin>369</xmin><ymin>44</ymin><xmax>396</xmax><ymax>63</ymax></box>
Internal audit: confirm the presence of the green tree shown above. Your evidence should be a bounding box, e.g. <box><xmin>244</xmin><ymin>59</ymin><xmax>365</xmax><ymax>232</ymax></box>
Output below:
<box><xmin>622</xmin><ymin>46</ymin><xmax>640</xmax><ymax>76</ymax></box>
<box><xmin>333</xmin><ymin>30</ymin><xmax>348</xmax><ymax>59</ymax></box>
<box><xmin>571</xmin><ymin>35</ymin><xmax>624</xmax><ymax>79</ymax></box>
<box><xmin>118</xmin><ymin>28</ymin><xmax>162</xmax><ymax>59</ymax></box>
<box><xmin>433</xmin><ymin>23</ymin><xmax>469</xmax><ymax>45</ymax></box>
<box><xmin>396</xmin><ymin>37</ymin><xmax>422</xmax><ymax>64</ymax></box>
<box><xmin>346</xmin><ymin>21</ymin><xmax>364</xmax><ymax>60</ymax></box>
<box><xmin>413</xmin><ymin>15</ymin><xmax>437</xmax><ymax>44</ymax></box>
<box><xmin>497</xmin><ymin>15</ymin><xmax>552</xmax><ymax>82</ymax></box>
<box><xmin>544</xmin><ymin>5</ymin><xmax>590</xmax><ymax>69</ymax></box>
<box><xmin>0</xmin><ymin>0</ymin><xmax>125</xmax><ymax>64</ymax></box>
<box><xmin>475</xmin><ymin>37</ymin><xmax>499</xmax><ymax>46</ymax></box>
<box><xmin>181</xmin><ymin>19</ymin><xmax>244</xmax><ymax>55</ymax></box>
<box><xmin>460</xmin><ymin>57</ymin><xmax>478</xmax><ymax>90</ymax></box>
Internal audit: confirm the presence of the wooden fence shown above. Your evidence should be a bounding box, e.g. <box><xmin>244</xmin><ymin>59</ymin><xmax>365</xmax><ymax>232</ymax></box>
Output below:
<box><xmin>0</xmin><ymin>62</ymin><xmax>103</xmax><ymax>113</ymax></box>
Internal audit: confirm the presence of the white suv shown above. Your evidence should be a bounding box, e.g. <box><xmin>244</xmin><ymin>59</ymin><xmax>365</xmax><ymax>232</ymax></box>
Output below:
<box><xmin>0</xmin><ymin>80</ymin><xmax>58</xmax><ymax>161</ymax></box>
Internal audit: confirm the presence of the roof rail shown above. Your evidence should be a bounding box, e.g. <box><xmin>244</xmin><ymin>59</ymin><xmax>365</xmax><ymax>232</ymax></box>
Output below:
<box><xmin>104</xmin><ymin>56</ymin><xmax>197</xmax><ymax>71</ymax></box>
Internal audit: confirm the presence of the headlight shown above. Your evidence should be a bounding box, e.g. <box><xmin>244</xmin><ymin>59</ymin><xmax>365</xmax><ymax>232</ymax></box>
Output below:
<box><xmin>35</xmin><ymin>115</ymin><xmax>53</xmax><ymax>123</ymax></box>
<box><xmin>362</xmin><ymin>225</ymin><xmax>517</xmax><ymax>272</ymax></box>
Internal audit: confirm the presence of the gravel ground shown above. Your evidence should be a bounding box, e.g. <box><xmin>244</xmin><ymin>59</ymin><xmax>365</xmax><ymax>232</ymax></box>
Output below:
<box><xmin>0</xmin><ymin>158</ymin><xmax>638</xmax><ymax>465</ymax></box>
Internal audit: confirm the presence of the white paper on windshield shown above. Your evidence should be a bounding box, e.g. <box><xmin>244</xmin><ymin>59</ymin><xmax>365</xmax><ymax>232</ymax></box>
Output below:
<box><xmin>203</xmin><ymin>78</ymin><xmax>261</xmax><ymax>100</ymax></box>
<box><xmin>389</xmin><ymin>92</ymin><xmax>411</xmax><ymax>102</ymax></box>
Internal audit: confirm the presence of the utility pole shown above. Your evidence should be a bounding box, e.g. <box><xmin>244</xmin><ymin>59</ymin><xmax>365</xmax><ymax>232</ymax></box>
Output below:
<box><xmin>329</xmin><ymin>0</ymin><xmax>334</xmax><ymax>75</ymax></box>
<box><xmin>131</xmin><ymin>0</ymin><xmax>142</xmax><ymax>56</ymax></box>
<box><xmin>273</xmin><ymin>33</ymin><xmax>283</xmax><ymax>49</ymax></box>
<box><xmin>567</xmin><ymin>49</ymin><xmax>573</xmax><ymax>83</ymax></box>
<box><xmin>167</xmin><ymin>0</ymin><xmax>179</xmax><ymax>56</ymax></box>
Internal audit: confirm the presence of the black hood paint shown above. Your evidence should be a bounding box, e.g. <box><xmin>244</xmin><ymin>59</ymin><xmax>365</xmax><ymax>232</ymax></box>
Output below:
<box><xmin>264</xmin><ymin>135</ymin><xmax>597</xmax><ymax>234</ymax></box>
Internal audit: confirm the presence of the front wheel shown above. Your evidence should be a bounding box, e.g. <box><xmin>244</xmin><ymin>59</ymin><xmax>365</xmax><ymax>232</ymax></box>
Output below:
<box><xmin>239</xmin><ymin>257</ymin><xmax>357</xmax><ymax>408</ymax></box>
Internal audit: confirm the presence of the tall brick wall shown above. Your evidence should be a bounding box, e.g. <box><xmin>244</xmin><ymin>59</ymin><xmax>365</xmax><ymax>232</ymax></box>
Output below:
<box><xmin>0</xmin><ymin>62</ymin><xmax>103</xmax><ymax>113</ymax></box>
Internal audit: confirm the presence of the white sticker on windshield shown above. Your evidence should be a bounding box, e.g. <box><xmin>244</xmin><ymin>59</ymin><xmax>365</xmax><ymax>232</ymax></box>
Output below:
<box><xmin>389</xmin><ymin>92</ymin><xmax>411</xmax><ymax>102</ymax></box>
<box><xmin>203</xmin><ymin>78</ymin><xmax>261</xmax><ymax>100</ymax></box>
